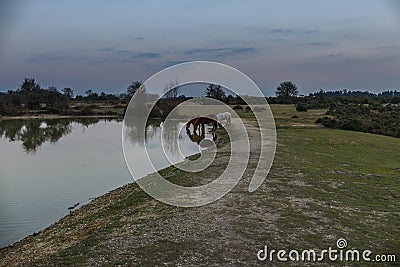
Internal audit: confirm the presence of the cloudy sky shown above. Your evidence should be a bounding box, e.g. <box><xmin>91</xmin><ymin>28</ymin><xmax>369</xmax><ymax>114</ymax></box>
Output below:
<box><xmin>0</xmin><ymin>0</ymin><xmax>399</xmax><ymax>96</ymax></box>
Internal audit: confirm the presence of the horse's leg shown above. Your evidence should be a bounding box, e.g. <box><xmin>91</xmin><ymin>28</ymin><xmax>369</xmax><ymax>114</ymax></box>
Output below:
<box><xmin>186</xmin><ymin>120</ymin><xmax>192</xmax><ymax>131</ymax></box>
<box><xmin>194</xmin><ymin>118</ymin><xmax>200</xmax><ymax>134</ymax></box>
<box><xmin>212</xmin><ymin>133</ymin><xmax>217</xmax><ymax>141</ymax></box>
<box><xmin>200</xmin><ymin>127</ymin><xmax>205</xmax><ymax>139</ymax></box>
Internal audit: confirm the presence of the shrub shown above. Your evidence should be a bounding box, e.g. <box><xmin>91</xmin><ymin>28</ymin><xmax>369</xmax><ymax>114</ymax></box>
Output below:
<box><xmin>296</xmin><ymin>103</ymin><xmax>308</xmax><ymax>112</ymax></box>
<box><xmin>317</xmin><ymin>117</ymin><xmax>337</xmax><ymax>128</ymax></box>
<box><xmin>81</xmin><ymin>106</ymin><xmax>95</xmax><ymax>115</ymax></box>
<box><xmin>233</xmin><ymin>105</ymin><xmax>243</xmax><ymax>110</ymax></box>
<box><xmin>253</xmin><ymin>107</ymin><xmax>265</xmax><ymax>112</ymax></box>
<box><xmin>88</xmin><ymin>104</ymin><xmax>99</xmax><ymax>109</ymax></box>
<box><xmin>113</xmin><ymin>104</ymin><xmax>125</xmax><ymax>109</ymax></box>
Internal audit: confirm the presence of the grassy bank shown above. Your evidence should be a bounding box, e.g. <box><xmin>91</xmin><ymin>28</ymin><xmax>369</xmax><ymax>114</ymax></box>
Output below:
<box><xmin>0</xmin><ymin>105</ymin><xmax>399</xmax><ymax>266</ymax></box>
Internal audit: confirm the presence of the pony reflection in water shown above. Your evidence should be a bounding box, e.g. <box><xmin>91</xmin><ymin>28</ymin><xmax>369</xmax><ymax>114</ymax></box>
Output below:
<box><xmin>185</xmin><ymin>115</ymin><xmax>218</xmax><ymax>145</ymax></box>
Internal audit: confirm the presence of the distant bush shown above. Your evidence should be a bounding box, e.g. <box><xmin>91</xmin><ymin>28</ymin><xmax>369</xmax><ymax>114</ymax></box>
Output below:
<box><xmin>253</xmin><ymin>107</ymin><xmax>265</xmax><ymax>112</ymax></box>
<box><xmin>245</xmin><ymin>106</ymin><xmax>251</xmax><ymax>112</ymax></box>
<box><xmin>292</xmin><ymin>115</ymin><xmax>299</xmax><ymax>119</ymax></box>
<box><xmin>316</xmin><ymin>117</ymin><xmax>337</xmax><ymax>128</ymax></box>
<box><xmin>390</xmin><ymin>97</ymin><xmax>400</xmax><ymax>104</ymax></box>
<box><xmin>87</xmin><ymin>104</ymin><xmax>99</xmax><ymax>109</ymax></box>
<box><xmin>318</xmin><ymin>104</ymin><xmax>400</xmax><ymax>138</ymax></box>
<box><xmin>80</xmin><ymin>106</ymin><xmax>95</xmax><ymax>116</ymax></box>
<box><xmin>296</xmin><ymin>103</ymin><xmax>308</xmax><ymax>112</ymax></box>
<box><xmin>45</xmin><ymin>107</ymin><xmax>62</xmax><ymax>114</ymax></box>
<box><xmin>233</xmin><ymin>105</ymin><xmax>243</xmax><ymax>110</ymax></box>
<box><xmin>0</xmin><ymin>103</ymin><xmax>19</xmax><ymax>116</ymax></box>
<box><xmin>98</xmin><ymin>110</ymin><xmax>117</xmax><ymax>116</ymax></box>
<box><xmin>113</xmin><ymin>104</ymin><xmax>125</xmax><ymax>109</ymax></box>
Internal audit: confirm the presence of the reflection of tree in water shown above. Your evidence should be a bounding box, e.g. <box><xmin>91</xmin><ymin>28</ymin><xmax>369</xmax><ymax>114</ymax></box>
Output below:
<box><xmin>124</xmin><ymin>117</ymin><xmax>162</xmax><ymax>146</ymax></box>
<box><xmin>124</xmin><ymin>118</ymin><xmax>184</xmax><ymax>157</ymax></box>
<box><xmin>161</xmin><ymin>120</ymin><xmax>183</xmax><ymax>157</ymax></box>
<box><xmin>0</xmin><ymin>118</ymin><xmax>113</xmax><ymax>153</ymax></box>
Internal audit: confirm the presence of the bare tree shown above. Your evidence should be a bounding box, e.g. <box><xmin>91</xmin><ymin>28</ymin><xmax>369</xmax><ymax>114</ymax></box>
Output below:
<box><xmin>164</xmin><ymin>78</ymin><xmax>181</xmax><ymax>99</ymax></box>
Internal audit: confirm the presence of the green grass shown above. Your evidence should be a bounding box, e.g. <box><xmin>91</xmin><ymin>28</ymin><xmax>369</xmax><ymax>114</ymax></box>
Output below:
<box><xmin>241</xmin><ymin>105</ymin><xmax>400</xmax><ymax>264</ymax></box>
<box><xmin>269</xmin><ymin>104</ymin><xmax>327</xmax><ymax>128</ymax></box>
<box><xmin>266</xmin><ymin>127</ymin><xmax>400</xmax><ymax>260</ymax></box>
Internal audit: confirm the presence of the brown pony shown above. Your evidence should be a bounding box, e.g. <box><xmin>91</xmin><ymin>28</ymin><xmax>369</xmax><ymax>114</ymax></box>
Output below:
<box><xmin>186</xmin><ymin>115</ymin><xmax>218</xmax><ymax>133</ymax></box>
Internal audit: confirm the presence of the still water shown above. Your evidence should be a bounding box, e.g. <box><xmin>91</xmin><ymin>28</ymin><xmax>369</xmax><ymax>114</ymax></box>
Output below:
<box><xmin>0</xmin><ymin>118</ymin><xmax>206</xmax><ymax>248</ymax></box>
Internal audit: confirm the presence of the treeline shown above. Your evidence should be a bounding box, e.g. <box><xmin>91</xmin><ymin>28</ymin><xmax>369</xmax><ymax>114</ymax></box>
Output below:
<box><xmin>0</xmin><ymin>79</ymin><xmax>261</xmax><ymax>117</ymax></box>
<box><xmin>0</xmin><ymin>78</ymin><xmax>129</xmax><ymax>116</ymax></box>
<box><xmin>309</xmin><ymin>89</ymin><xmax>400</xmax><ymax>98</ymax></box>
<box><xmin>268</xmin><ymin>89</ymin><xmax>400</xmax><ymax>108</ymax></box>
<box><xmin>0</xmin><ymin>78</ymin><xmax>69</xmax><ymax>116</ymax></box>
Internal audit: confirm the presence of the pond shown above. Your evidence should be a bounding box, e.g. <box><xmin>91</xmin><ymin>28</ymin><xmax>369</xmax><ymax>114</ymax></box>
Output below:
<box><xmin>0</xmin><ymin>117</ymin><xmax>211</xmax><ymax>248</ymax></box>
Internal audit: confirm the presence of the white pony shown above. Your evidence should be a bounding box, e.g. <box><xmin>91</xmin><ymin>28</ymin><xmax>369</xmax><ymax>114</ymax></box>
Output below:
<box><xmin>217</xmin><ymin>112</ymin><xmax>231</xmax><ymax>126</ymax></box>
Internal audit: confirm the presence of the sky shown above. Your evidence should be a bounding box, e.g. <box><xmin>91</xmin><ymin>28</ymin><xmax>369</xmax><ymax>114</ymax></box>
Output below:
<box><xmin>0</xmin><ymin>0</ymin><xmax>399</xmax><ymax>96</ymax></box>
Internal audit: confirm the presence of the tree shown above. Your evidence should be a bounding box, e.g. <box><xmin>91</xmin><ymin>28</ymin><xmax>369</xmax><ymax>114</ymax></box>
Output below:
<box><xmin>164</xmin><ymin>78</ymin><xmax>180</xmax><ymax>99</ymax></box>
<box><xmin>127</xmin><ymin>81</ymin><xmax>143</xmax><ymax>96</ymax></box>
<box><xmin>62</xmin><ymin>88</ymin><xmax>74</xmax><ymax>99</ymax></box>
<box><xmin>85</xmin><ymin>89</ymin><xmax>93</xmax><ymax>96</ymax></box>
<box><xmin>205</xmin><ymin>84</ymin><xmax>226</xmax><ymax>102</ymax></box>
<box><xmin>48</xmin><ymin>86</ymin><xmax>58</xmax><ymax>92</ymax></box>
<box><xmin>19</xmin><ymin>78</ymin><xmax>40</xmax><ymax>92</ymax></box>
<box><xmin>275</xmin><ymin>81</ymin><xmax>299</xmax><ymax>103</ymax></box>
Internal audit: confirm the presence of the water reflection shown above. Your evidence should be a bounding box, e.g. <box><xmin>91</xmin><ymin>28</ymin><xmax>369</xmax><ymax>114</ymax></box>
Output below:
<box><xmin>124</xmin><ymin>117</ymin><xmax>186</xmax><ymax>159</ymax></box>
<box><xmin>0</xmin><ymin>118</ymin><xmax>131</xmax><ymax>248</ymax></box>
<box><xmin>124</xmin><ymin>117</ymin><xmax>218</xmax><ymax>160</ymax></box>
<box><xmin>0</xmin><ymin>117</ymin><xmax>219</xmax><ymax>155</ymax></box>
<box><xmin>124</xmin><ymin>117</ymin><xmax>162</xmax><ymax>146</ymax></box>
<box><xmin>0</xmin><ymin>116</ymin><xmax>221</xmax><ymax>248</ymax></box>
<box><xmin>0</xmin><ymin>118</ymin><xmax>118</xmax><ymax>153</ymax></box>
